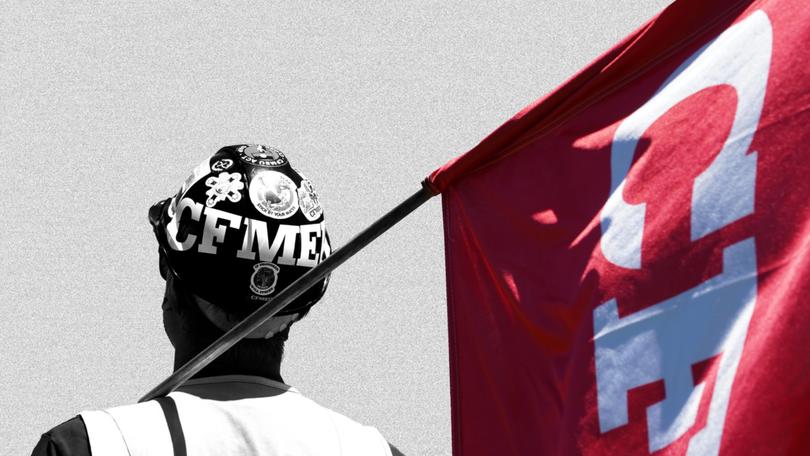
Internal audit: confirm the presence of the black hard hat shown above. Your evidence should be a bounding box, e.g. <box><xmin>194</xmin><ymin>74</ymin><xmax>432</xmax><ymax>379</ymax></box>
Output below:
<box><xmin>149</xmin><ymin>144</ymin><xmax>331</xmax><ymax>318</ymax></box>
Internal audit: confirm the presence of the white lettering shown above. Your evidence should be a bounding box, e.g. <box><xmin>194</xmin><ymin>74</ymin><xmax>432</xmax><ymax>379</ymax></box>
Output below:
<box><xmin>600</xmin><ymin>11</ymin><xmax>770</xmax><ymax>269</ymax></box>
<box><xmin>297</xmin><ymin>224</ymin><xmax>321</xmax><ymax>267</ymax></box>
<box><xmin>198</xmin><ymin>207</ymin><xmax>242</xmax><ymax>255</ymax></box>
<box><xmin>166</xmin><ymin>201</ymin><xmax>327</xmax><ymax>266</ymax></box>
<box><xmin>237</xmin><ymin>218</ymin><xmax>270</xmax><ymax>261</ymax></box>
<box><xmin>319</xmin><ymin>221</ymin><xmax>331</xmax><ymax>262</ymax></box>
<box><xmin>593</xmin><ymin>11</ymin><xmax>771</xmax><ymax>455</ymax></box>
<box><xmin>274</xmin><ymin>225</ymin><xmax>300</xmax><ymax>265</ymax></box>
<box><xmin>165</xmin><ymin>198</ymin><xmax>203</xmax><ymax>251</ymax></box>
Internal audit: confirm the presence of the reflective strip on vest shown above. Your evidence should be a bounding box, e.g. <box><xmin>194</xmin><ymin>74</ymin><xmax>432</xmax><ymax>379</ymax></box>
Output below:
<box><xmin>79</xmin><ymin>410</ymin><xmax>130</xmax><ymax>456</ymax></box>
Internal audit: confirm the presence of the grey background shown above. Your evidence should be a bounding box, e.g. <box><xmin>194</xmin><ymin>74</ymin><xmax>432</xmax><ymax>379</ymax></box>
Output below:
<box><xmin>1</xmin><ymin>1</ymin><xmax>669</xmax><ymax>454</ymax></box>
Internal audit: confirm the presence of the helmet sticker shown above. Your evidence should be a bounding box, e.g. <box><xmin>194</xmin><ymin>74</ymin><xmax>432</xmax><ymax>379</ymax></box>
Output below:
<box><xmin>237</xmin><ymin>144</ymin><xmax>288</xmax><ymax>168</ymax></box>
<box><xmin>204</xmin><ymin>172</ymin><xmax>245</xmax><ymax>207</ymax></box>
<box><xmin>297</xmin><ymin>179</ymin><xmax>323</xmax><ymax>221</ymax></box>
<box><xmin>211</xmin><ymin>158</ymin><xmax>233</xmax><ymax>172</ymax></box>
<box><xmin>250</xmin><ymin>262</ymin><xmax>280</xmax><ymax>296</ymax></box>
<box><xmin>249</xmin><ymin>171</ymin><xmax>299</xmax><ymax>219</ymax></box>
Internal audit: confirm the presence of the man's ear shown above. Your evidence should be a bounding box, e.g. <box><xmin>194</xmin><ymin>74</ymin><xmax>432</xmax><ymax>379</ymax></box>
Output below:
<box><xmin>162</xmin><ymin>274</ymin><xmax>196</xmax><ymax>316</ymax></box>
<box><xmin>161</xmin><ymin>275</ymin><xmax>178</xmax><ymax>312</ymax></box>
<box><xmin>162</xmin><ymin>288</ymin><xmax>181</xmax><ymax>349</ymax></box>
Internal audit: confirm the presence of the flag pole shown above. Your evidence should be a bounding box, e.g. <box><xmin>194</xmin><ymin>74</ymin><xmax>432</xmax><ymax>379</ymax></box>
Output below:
<box><xmin>140</xmin><ymin>183</ymin><xmax>436</xmax><ymax>402</ymax></box>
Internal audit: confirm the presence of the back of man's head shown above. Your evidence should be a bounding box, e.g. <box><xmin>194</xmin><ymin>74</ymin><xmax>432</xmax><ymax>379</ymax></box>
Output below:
<box><xmin>148</xmin><ymin>145</ymin><xmax>332</xmax><ymax>363</ymax></box>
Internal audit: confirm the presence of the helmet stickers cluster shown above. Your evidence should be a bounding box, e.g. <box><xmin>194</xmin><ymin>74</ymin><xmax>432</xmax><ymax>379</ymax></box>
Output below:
<box><xmin>151</xmin><ymin>145</ymin><xmax>330</xmax><ymax>318</ymax></box>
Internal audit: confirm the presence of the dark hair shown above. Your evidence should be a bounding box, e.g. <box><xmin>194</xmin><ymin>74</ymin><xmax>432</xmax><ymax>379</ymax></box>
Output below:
<box><xmin>162</xmin><ymin>275</ymin><xmax>302</xmax><ymax>372</ymax></box>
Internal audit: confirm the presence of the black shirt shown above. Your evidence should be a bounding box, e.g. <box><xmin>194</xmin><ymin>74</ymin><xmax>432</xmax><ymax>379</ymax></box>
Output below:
<box><xmin>31</xmin><ymin>416</ymin><xmax>90</xmax><ymax>456</ymax></box>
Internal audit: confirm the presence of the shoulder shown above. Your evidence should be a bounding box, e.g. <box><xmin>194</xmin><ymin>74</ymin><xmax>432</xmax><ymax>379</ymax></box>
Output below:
<box><xmin>31</xmin><ymin>416</ymin><xmax>91</xmax><ymax>456</ymax></box>
<box><xmin>389</xmin><ymin>443</ymin><xmax>406</xmax><ymax>456</ymax></box>
<box><xmin>316</xmin><ymin>403</ymin><xmax>400</xmax><ymax>456</ymax></box>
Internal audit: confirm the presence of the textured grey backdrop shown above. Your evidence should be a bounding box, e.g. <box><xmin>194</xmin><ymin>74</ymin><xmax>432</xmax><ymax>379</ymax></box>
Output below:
<box><xmin>1</xmin><ymin>2</ymin><xmax>670</xmax><ymax>454</ymax></box>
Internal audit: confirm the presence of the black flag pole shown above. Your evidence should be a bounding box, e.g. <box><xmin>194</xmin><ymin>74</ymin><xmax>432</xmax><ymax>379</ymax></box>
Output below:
<box><xmin>140</xmin><ymin>183</ymin><xmax>435</xmax><ymax>402</ymax></box>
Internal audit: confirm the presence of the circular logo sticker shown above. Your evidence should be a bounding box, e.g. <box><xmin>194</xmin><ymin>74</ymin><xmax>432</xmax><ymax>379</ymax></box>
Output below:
<box><xmin>250</xmin><ymin>262</ymin><xmax>280</xmax><ymax>296</ymax></box>
<box><xmin>297</xmin><ymin>179</ymin><xmax>323</xmax><ymax>221</ymax></box>
<box><xmin>249</xmin><ymin>171</ymin><xmax>299</xmax><ymax>219</ymax></box>
<box><xmin>237</xmin><ymin>144</ymin><xmax>288</xmax><ymax>167</ymax></box>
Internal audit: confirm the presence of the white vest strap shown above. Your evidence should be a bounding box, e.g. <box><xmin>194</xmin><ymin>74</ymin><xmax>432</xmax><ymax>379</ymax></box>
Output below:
<box><xmin>79</xmin><ymin>410</ymin><xmax>129</xmax><ymax>456</ymax></box>
<box><xmin>82</xmin><ymin>398</ymin><xmax>180</xmax><ymax>456</ymax></box>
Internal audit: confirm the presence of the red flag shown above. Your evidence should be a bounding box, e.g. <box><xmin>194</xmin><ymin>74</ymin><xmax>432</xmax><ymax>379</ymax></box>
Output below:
<box><xmin>428</xmin><ymin>0</ymin><xmax>810</xmax><ymax>454</ymax></box>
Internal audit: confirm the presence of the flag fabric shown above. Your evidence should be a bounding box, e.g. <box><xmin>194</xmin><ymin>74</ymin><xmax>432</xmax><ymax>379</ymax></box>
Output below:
<box><xmin>427</xmin><ymin>0</ymin><xmax>810</xmax><ymax>454</ymax></box>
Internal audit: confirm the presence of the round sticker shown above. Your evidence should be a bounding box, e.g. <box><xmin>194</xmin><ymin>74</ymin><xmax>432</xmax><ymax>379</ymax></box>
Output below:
<box><xmin>250</xmin><ymin>262</ymin><xmax>279</xmax><ymax>296</ymax></box>
<box><xmin>249</xmin><ymin>170</ymin><xmax>299</xmax><ymax>219</ymax></box>
<box><xmin>297</xmin><ymin>179</ymin><xmax>323</xmax><ymax>221</ymax></box>
<box><xmin>237</xmin><ymin>144</ymin><xmax>288</xmax><ymax>167</ymax></box>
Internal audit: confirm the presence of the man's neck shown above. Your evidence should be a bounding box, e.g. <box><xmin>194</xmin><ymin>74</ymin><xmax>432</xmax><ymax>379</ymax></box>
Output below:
<box><xmin>174</xmin><ymin>352</ymin><xmax>284</xmax><ymax>384</ymax></box>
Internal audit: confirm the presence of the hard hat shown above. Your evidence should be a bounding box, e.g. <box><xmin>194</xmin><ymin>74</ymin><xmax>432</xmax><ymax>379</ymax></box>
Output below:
<box><xmin>149</xmin><ymin>144</ymin><xmax>331</xmax><ymax>319</ymax></box>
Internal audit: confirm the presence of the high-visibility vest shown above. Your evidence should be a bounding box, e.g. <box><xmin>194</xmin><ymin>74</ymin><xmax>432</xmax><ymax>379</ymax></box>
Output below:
<box><xmin>80</xmin><ymin>376</ymin><xmax>391</xmax><ymax>456</ymax></box>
